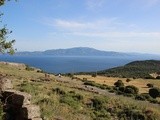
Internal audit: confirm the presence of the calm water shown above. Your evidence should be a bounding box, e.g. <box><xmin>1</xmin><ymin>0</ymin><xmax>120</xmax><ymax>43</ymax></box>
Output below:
<box><xmin>0</xmin><ymin>55</ymin><xmax>160</xmax><ymax>74</ymax></box>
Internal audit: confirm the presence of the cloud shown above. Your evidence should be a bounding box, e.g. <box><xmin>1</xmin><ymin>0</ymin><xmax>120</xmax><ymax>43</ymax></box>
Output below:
<box><xmin>131</xmin><ymin>0</ymin><xmax>160</xmax><ymax>8</ymax></box>
<box><xmin>45</xmin><ymin>18</ymin><xmax>118</xmax><ymax>32</ymax></box>
<box><xmin>145</xmin><ymin>0</ymin><xmax>159</xmax><ymax>7</ymax></box>
<box><xmin>65</xmin><ymin>31</ymin><xmax>160</xmax><ymax>38</ymax></box>
<box><xmin>45</xmin><ymin>18</ymin><xmax>160</xmax><ymax>40</ymax></box>
<box><xmin>86</xmin><ymin>0</ymin><xmax>105</xmax><ymax>10</ymax></box>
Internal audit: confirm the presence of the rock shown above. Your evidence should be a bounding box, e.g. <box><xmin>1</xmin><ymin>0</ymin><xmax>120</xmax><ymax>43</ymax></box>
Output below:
<box><xmin>21</xmin><ymin>105</ymin><xmax>41</xmax><ymax>119</ymax></box>
<box><xmin>0</xmin><ymin>77</ymin><xmax>13</xmax><ymax>91</ymax></box>
<box><xmin>2</xmin><ymin>90</ymin><xmax>31</xmax><ymax>106</ymax></box>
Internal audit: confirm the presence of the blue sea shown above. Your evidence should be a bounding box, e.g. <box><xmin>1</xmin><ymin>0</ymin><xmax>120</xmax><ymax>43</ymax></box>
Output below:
<box><xmin>0</xmin><ymin>55</ymin><xmax>160</xmax><ymax>74</ymax></box>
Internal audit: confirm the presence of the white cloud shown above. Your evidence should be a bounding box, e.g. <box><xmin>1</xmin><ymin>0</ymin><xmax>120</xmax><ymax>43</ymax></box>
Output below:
<box><xmin>65</xmin><ymin>31</ymin><xmax>160</xmax><ymax>38</ymax></box>
<box><xmin>45</xmin><ymin>18</ymin><xmax>118</xmax><ymax>32</ymax></box>
<box><xmin>86</xmin><ymin>0</ymin><xmax>105</xmax><ymax>10</ymax></box>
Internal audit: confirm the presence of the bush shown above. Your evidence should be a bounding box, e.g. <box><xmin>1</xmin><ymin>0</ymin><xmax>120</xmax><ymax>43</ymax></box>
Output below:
<box><xmin>73</xmin><ymin>94</ymin><xmax>83</xmax><ymax>101</ymax></box>
<box><xmin>92</xmin><ymin>73</ymin><xmax>97</xmax><ymax>77</ymax></box>
<box><xmin>149</xmin><ymin>87</ymin><xmax>160</xmax><ymax>98</ymax></box>
<box><xmin>25</xmin><ymin>65</ymin><xmax>34</xmax><ymax>71</ymax></box>
<box><xmin>126</xmin><ymin>78</ymin><xmax>131</xmax><ymax>82</ymax></box>
<box><xmin>156</xmin><ymin>76</ymin><xmax>160</xmax><ymax>79</ymax></box>
<box><xmin>145</xmin><ymin>76</ymin><xmax>155</xmax><ymax>79</ymax></box>
<box><xmin>52</xmin><ymin>88</ymin><xmax>66</xmax><ymax>95</ymax></box>
<box><xmin>146</xmin><ymin>83</ymin><xmax>154</xmax><ymax>88</ymax></box>
<box><xmin>60</xmin><ymin>95</ymin><xmax>81</xmax><ymax>109</ymax></box>
<box><xmin>82</xmin><ymin>78</ymin><xmax>87</xmax><ymax>82</ymax></box>
<box><xmin>135</xmin><ymin>93</ymin><xmax>156</xmax><ymax>102</ymax></box>
<box><xmin>119</xmin><ymin>86</ymin><xmax>125</xmax><ymax>92</ymax></box>
<box><xmin>0</xmin><ymin>102</ymin><xmax>3</xmax><ymax>119</ymax></box>
<box><xmin>124</xmin><ymin>85</ymin><xmax>139</xmax><ymax>94</ymax></box>
<box><xmin>91</xmin><ymin>96</ymin><xmax>107</xmax><ymax>110</ymax></box>
<box><xmin>114</xmin><ymin>80</ymin><xmax>124</xmax><ymax>87</ymax></box>
<box><xmin>118</xmin><ymin>109</ymin><xmax>146</xmax><ymax>120</ymax></box>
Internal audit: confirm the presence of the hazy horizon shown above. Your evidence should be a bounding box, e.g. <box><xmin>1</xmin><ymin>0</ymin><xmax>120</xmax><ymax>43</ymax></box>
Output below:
<box><xmin>1</xmin><ymin>0</ymin><xmax>160</xmax><ymax>54</ymax></box>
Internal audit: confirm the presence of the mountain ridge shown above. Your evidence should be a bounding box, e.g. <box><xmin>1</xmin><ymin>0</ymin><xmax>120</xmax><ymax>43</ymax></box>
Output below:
<box><xmin>15</xmin><ymin>47</ymin><xmax>159</xmax><ymax>57</ymax></box>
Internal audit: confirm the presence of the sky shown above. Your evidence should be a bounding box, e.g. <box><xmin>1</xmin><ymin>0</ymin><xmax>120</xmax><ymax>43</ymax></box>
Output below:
<box><xmin>1</xmin><ymin>0</ymin><xmax>160</xmax><ymax>54</ymax></box>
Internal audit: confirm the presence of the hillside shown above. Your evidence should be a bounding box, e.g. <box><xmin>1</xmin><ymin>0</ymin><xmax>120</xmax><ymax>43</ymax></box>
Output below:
<box><xmin>1</xmin><ymin>62</ymin><xmax>160</xmax><ymax>119</ymax></box>
<box><xmin>98</xmin><ymin>60</ymin><xmax>160</xmax><ymax>78</ymax></box>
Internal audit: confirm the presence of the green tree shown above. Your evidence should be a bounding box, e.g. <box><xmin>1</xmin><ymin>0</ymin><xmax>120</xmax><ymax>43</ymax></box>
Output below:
<box><xmin>0</xmin><ymin>0</ymin><xmax>16</xmax><ymax>54</ymax></box>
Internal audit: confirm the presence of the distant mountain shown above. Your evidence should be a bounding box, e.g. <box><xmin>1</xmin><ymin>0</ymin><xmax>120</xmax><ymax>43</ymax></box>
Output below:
<box><xmin>16</xmin><ymin>47</ymin><xmax>128</xmax><ymax>56</ymax></box>
<box><xmin>97</xmin><ymin>60</ymin><xmax>160</xmax><ymax>78</ymax></box>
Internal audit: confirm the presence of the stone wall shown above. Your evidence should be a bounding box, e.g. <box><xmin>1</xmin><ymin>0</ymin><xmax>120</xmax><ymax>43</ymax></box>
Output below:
<box><xmin>0</xmin><ymin>76</ymin><xmax>42</xmax><ymax>120</ymax></box>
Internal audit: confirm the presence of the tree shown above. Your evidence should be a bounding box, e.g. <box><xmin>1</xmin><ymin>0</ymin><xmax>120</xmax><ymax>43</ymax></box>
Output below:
<box><xmin>0</xmin><ymin>0</ymin><xmax>16</xmax><ymax>54</ymax></box>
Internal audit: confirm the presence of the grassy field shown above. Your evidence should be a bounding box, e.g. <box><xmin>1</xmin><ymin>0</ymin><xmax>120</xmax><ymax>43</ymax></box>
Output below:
<box><xmin>1</xmin><ymin>62</ymin><xmax>160</xmax><ymax>120</ymax></box>
<box><xmin>75</xmin><ymin>75</ymin><xmax>160</xmax><ymax>94</ymax></box>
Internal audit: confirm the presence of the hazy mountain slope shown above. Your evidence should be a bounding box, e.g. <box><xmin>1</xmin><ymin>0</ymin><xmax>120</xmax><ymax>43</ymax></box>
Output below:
<box><xmin>98</xmin><ymin>60</ymin><xmax>160</xmax><ymax>78</ymax></box>
<box><xmin>16</xmin><ymin>47</ymin><xmax>127</xmax><ymax>56</ymax></box>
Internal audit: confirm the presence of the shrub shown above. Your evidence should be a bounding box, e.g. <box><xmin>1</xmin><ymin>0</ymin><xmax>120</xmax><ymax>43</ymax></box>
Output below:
<box><xmin>84</xmin><ymin>81</ymin><xmax>95</xmax><ymax>85</ymax></box>
<box><xmin>73</xmin><ymin>94</ymin><xmax>83</xmax><ymax>101</ymax></box>
<box><xmin>82</xmin><ymin>78</ymin><xmax>87</xmax><ymax>81</ymax></box>
<box><xmin>140</xmin><ymin>93</ymin><xmax>152</xmax><ymax>101</ymax></box>
<box><xmin>145</xmin><ymin>76</ymin><xmax>155</xmax><ymax>79</ymax></box>
<box><xmin>146</xmin><ymin>83</ymin><xmax>154</xmax><ymax>88</ymax></box>
<box><xmin>124</xmin><ymin>85</ymin><xmax>139</xmax><ymax>94</ymax></box>
<box><xmin>60</xmin><ymin>95</ymin><xmax>81</xmax><ymax>109</ymax></box>
<box><xmin>119</xmin><ymin>86</ymin><xmax>125</xmax><ymax>92</ymax></box>
<box><xmin>114</xmin><ymin>80</ymin><xmax>124</xmax><ymax>87</ymax></box>
<box><xmin>156</xmin><ymin>76</ymin><xmax>160</xmax><ymax>79</ymax></box>
<box><xmin>52</xmin><ymin>88</ymin><xmax>66</xmax><ymax>95</ymax></box>
<box><xmin>126</xmin><ymin>78</ymin><xmax>131</xmax><ymax>82</ymax></box>
<box><xmin>91</xmin><ymin>96</ymin><xmax>107</xmax><ymax>110</ymax></box>
<box><xmin>92</xmin><ymin>73</ymin><xmax>97</xmax><ymax>77</ymax></box>
<box><xmin>25</xmin><ymin>65</ymin><xmax>34</xmax><ymax>71</ymax></box>
<box><xmin>149</xmin><ymin>87</ymin><xmax>160</xmax><ymax>98</ymax></box>
<box><xmin>0</xmin><ymin>102</ymin><xmax>3</xmax><ymax>119</ymax></box>
<box><xmin>118</xmin><ymin>108</ymin><xmax>146</xmax><ymax>120</ymax></box>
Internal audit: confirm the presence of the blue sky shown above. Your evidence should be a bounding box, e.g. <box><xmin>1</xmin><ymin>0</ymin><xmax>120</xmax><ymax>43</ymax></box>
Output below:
<box><xmin>1</xmin><ymin>0</ymin><xmax>160</xmax><ymax>54</ymax></box>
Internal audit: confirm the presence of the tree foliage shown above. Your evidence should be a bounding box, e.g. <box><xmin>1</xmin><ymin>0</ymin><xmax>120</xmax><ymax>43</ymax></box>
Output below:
<box><xmin>0</xmin><ymin>0</ymin><xmax>16</xmax><ymax>54</ymax></box>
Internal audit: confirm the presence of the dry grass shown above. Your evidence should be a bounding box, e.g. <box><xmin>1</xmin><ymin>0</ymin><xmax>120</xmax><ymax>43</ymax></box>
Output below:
<box><xmin>1</xmin><ymin>62</ymin><xmax>160</xmax><ymax>119</ymax></box>
<box><xmin>75</xmin><ymin>75</ymin><xmax>160</xmax><ymax>94</ymax></box>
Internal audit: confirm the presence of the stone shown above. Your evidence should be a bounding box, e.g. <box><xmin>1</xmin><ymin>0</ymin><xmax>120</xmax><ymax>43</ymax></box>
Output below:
<box><xmin>21</xmin><ymin>105</ymin><xmax>41</xmax><ymax>119</ymax></box>
<box><xmin>2</xmin><ymin>90</ymin><xmax>31</xmax><ymax>106</ymax></box>
<box><xmin>0</xmin><ymin>77</ymin><xmax>13</xmax><ymax>91</ymax></box>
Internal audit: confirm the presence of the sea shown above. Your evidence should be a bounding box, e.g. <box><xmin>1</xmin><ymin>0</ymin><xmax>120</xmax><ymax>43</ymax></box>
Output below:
<box><xmin>0</xmin><ymin>55</ymin><xmax>160</xmax><ymax>74</ymax></box>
